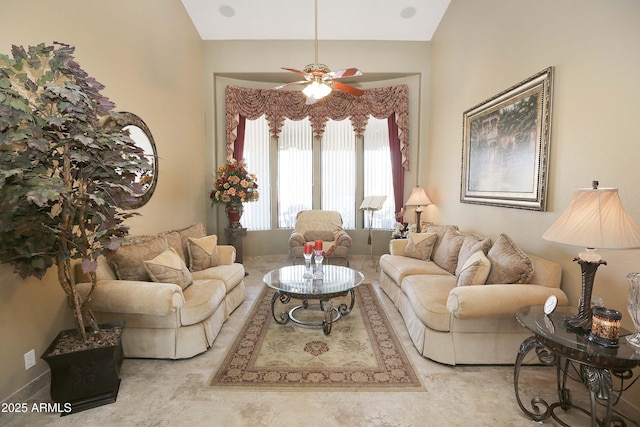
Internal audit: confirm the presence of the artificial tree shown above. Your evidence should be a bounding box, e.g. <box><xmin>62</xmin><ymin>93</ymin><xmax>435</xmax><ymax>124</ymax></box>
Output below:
<box><xmin>0</xmin><ymin>42</ymin><xmax>150</xmax><ymax>345</ymax></box>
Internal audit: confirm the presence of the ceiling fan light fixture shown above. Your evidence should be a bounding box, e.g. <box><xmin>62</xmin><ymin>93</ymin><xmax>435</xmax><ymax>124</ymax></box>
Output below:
<box><xmin>302</xmin><ymin>80</ymin><xmax>332</xmax><ymax>101</ymax></box>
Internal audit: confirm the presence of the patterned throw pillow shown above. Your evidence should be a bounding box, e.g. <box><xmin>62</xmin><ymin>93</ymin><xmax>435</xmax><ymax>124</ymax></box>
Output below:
<box><xmin>485</xmin><ymin>234</ymin><xmax>534</xmax><ymax>284</ymax></box>
<box><xmin>403</xmin><ymin>232</ymin><xmax>438</xmax><ymax>260</ymax></box>
<box><xmin>456</xmin><ymin>250</ymin><xmax>492</xmax><ymax>286</ymax></box>
<box><xmin>110</xmin><ymin>236</ymin><xmax>168</xmax><ymax>281</ymax></box>
<box><xmin>455</xmin><ymin>233</ymin><xmax>492</xmax><ymax>276</ymax></box>
<box><xmin>431</xmin><ymin>228</ymin><xmax>466</xmax><ymax>274</ymax></box>
<box><xmin>144</xmin><ymin>247</ymin><xmax>193</xmax><ymax>290</ymax></box>
<box><xmin>187</xmin><ymin>235</ymin><xmax>220</xmax><ymax>271</ymax></box>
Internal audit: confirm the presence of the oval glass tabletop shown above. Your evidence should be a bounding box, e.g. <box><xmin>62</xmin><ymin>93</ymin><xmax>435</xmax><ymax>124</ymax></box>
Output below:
<box><xmin>263</xmin><ymin>265</ymin><xmax>365</xmax><ymax>297</ymax></box>
<box><xmin>517</xmin><ymin>305</ymin><xmax>640</xmax><ymax>364</ymax></box>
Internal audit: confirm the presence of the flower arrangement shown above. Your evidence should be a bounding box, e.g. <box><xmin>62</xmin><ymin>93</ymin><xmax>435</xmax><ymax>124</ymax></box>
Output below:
<box><xmin>391</xmin><ymin>222</ymin><xmax>416</xmax><ymax>239</ymax></box>
<box><xmin>210</xmin><ymin>158</ymin><xmax>259</xmax><ymax>205</ymax></box>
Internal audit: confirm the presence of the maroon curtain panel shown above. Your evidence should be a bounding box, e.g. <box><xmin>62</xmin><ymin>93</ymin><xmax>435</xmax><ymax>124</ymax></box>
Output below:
<box><xmin>388</xmin><ymin>114</ymin><xmax>404</xmax><ymax>223</ymax></box>
<box><xmin>232</xmin><ymin>115</ymin><xmax>246</xmax><ymax>162</ymax></box>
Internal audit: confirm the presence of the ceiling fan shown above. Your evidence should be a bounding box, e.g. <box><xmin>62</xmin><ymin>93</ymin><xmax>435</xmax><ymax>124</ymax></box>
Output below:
<box><xmin>273</xmin><ymin>0</ymin><xmax>364</xmax><ymax>105</ymax></box>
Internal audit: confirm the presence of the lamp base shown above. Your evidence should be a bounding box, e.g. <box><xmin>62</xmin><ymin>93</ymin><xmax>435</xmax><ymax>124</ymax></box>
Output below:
<box><xmin>564</xmin><ymin>258</ymin><xmax>607</xmax><ymax>332</ymax></box>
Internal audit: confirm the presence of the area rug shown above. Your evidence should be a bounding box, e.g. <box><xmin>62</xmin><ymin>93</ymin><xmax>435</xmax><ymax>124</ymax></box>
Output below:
<box><xmin>208</xmin><ymin>284</ymin><xmax>423</xmax><ymax>391</ymax></box>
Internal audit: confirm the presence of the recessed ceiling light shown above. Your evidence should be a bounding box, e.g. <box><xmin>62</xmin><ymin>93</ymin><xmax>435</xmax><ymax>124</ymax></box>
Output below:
<box><xmin>400</xmin><ymin>6</ymin><xmax>417</xmax><ymax>19</ymax></box>
<box><xmin>219</xmin><ymin>5</ymin><xmax>235</xmax><ymax>18</ymax></box>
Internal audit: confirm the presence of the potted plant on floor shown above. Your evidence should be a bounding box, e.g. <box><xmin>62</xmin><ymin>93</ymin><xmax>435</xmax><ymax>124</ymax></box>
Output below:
<box><xmin>0</xmin><ymin>42</ymin><xmax>151</xmax><ymax>413</ymax></box>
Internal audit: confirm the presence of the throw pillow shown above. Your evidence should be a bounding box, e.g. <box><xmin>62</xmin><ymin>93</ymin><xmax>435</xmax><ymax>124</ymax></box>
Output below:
<box><xmin>110</xmin><ymin>236</ymin><xmax>168</xmax><ymax>281</ymax></box>
<box><xmin>485</xmin><ymin>234</ymin><xmax>534</xmax><ymax>284</ymax></box>
<box><xmin>431</xmin><ymin>228</ymin><xmax>465</xmax><ymax>274</ymax></box>
<box><xmin>188</xmin><ymin>234</ymin><xmax>220</xmax><ymax>271</ymax></box>
<box><xmin>177</xmin><ymin>223</ymin><xmax>207</xmax><ymax>266</ymax></box>
<box><xmin>455</xmin><ymin>232</ymin><xmax>492</xmax><ymax>276</ymax></box>
<box><xmin>159</xmin><ymin>230</ymin><xmax>185</xmax><ymax>261</ymax></box>
<box><xmin>403</xmin><ymin>232</ymin><xmax>438</xmax><ymax>260</ymax></box>
<box><xmin>144</xmin><ymin>247</ymin><xmax>193</xmax><ymax>290</ymax></box>
<box><xmin>456</xmin><ymin>250</ymin><xmax>492</xmax><ymax>286</ymax></box>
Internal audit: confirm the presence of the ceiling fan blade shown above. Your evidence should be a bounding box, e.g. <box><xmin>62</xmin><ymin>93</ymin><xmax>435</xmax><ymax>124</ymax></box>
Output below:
<box><xmin>282</xmin><ymin>67</ymin><xmax>308</xmax><ymax>76</ymax></box>
<box><xmin>271</xmin><ymin>80</ymin><xmax>308</xmax><ymax>90</ymax></box>
<box><xmin>332</xmin><ymin>81</ymin><xmax>364</xmax><ymax>96</ymax></box>
<box><xmin>328</xmin><ymin>68</ymin><xmax>363</xmax><ymax>79</ymax></box>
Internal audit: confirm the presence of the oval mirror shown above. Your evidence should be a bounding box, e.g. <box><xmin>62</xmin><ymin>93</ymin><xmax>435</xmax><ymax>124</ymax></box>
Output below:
<box><xmin>105</xmin><ymin>112</ymin><xmax>158</xmax><ymax>209</ymax></box>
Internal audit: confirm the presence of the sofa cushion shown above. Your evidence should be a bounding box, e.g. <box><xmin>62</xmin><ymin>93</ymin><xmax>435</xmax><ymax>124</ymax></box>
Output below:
<box><xmin>427</xmin><ymin>224</ymin><xmax>458</xmax><ymax>258</ymax></box>
<box><xmin>432</xmin><ymin>228</ymin><xmax>465</xmax><ymax>274</ymax></box>
<box><xmin>111</xmin><ymin>236</ymin><xmax>169</xmax><ymax>281</ymax></box>
<box><xmin>144</xmin><ymin>247</ymin><xmax>193</xmax><ymax>290</ymax></box>
<box><xmin>455</xmin><ymin>233</ymin><xmax>492</xmax><ymax>276</ymax></box>
<box><xmin>188</xmin><ymin>235</ymin><xmax>220</xmax><ymax>271</ymax></box>
<box><xmin>403</xmin><ymin>232</ymin><xmax>437</xmax><ymax>260</ymax></box>
<box><xmin>401</xmin><ymin>274</ymin><xmax>457</xmax><ymax>332</ymax></box>
<box><xmin>379</xmin><ymin>254</ymin><xmax>450</xmax><ymax>294</ymax></box>
<box><xmin>304</xmin><ymin>230</ymin><xmax>335</xmax><ymax>242</ymax></box>
<box><xmin>177</xmin><ymin>223</ymin><xmax>207</xmax><ymax>265</ymax></box>
<box><xmin>180</xmin><ymin>279</ymin><xmax>226</xmax><ymax>326</ymax></box>
<box><xmin>160</xmin><ymin>230</ymin><xmax>185</xmax><ymax>261</ymax></box>
<box><xmin>190</xmin><ymin>263</ymin><xmax>245</xmax><ymax>294</ymax></box>
<box><xmin>456</xmin><ymin>250</ymin><xmax>491</xmax><ymax>286</ymax></box>
<box><xmin>486</xmin><ymin>234</ymin><xmax>534</xmax><ymax>284</ymax></box>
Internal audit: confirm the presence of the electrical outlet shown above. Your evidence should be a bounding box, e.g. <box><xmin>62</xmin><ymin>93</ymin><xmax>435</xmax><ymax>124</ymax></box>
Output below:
<box><xmin>24</xmin><ymin>349</ymin><xmax>36</xmax><ymax>370</ymax></box>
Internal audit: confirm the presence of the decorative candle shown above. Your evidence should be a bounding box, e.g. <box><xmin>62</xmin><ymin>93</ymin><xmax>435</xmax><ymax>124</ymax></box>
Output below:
<box><xmin>588</xmin><ymin>306</ymin><xmax>622</xmax><ymax>348</ymax></box>
<box><xmin>315</xmin><ymin>240</ymin><xmax>323</xmax><ymax>251</ymax></box>
<box><xmin>304</xmin><ymin>243</ymin><xmax>313</xmax><ymax>254</ymax></box>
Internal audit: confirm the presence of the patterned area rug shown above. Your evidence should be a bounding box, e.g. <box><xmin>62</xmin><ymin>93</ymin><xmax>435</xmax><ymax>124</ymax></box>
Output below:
<box><xmin>208</xmin><ymin>284</ymin><xmax>423</xmax><ymax>391</ymax></box>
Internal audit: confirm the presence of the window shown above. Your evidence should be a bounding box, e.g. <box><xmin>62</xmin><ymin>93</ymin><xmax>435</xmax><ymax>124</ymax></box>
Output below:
<box><xmin>242</xmin><ymin>115</ymin><xmax>393</xmax><ymax>231</ymax></box>
<box><xmin>321</xmin><ymin>119</ymin><xmax>356</xmax><ymax>228</ymax></box>
<box><xmin>277</xmin><ymin>118</ymin><xmax>312</xmax><ymax>228</ymax></box>
<box><xmin>241</xmin><ymin>115</ymin><xmax>270</xmax><ymax>230</ymax></box>
<box><xmin>363</xmin><ymin>117</ymin><xmax>395</xmax><ymax>230</ymax></box>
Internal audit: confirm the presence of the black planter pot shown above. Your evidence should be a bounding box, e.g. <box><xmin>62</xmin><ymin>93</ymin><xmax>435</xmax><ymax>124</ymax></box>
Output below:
<box><xmin>41</xmin><ymin>321</ymin><xmax>124</xmax><ymax>416</ymax></box>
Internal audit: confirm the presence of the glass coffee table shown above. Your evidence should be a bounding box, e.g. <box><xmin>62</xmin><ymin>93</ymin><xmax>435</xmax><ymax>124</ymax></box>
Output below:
<box><xmin>263</xmin><ymin>265</ymin><xmax>365</xmax><ymax>335</ymax></box>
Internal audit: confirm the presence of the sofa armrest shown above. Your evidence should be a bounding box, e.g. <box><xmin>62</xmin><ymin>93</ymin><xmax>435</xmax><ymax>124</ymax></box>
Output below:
<box><xmin>389</xmin><ymin>239</ymin><xmax>408</xmax><ymax>255</ymax></box>
<box><xmin>217</xmin><ymin>245</ymin><xmax>236</xmax><ymax>264</ymax></box>
<box><xmin>76</xmin><ymin>280</ymin><xmax>185</xmax><ymax>316</ymax></box>
<box><xmin>289</xmin><ymin>231</ymin><xmax>305</xmax><ymax>247</ymax></box>
<box><xmin>446</xmin><ymin>284</ymin><xmax>569</xmax><ymax>319</ymax></box>
<box><xmin>335</xmin><ymin>230</ymin><xmax>352</xmax><ymax>247</ymax></box>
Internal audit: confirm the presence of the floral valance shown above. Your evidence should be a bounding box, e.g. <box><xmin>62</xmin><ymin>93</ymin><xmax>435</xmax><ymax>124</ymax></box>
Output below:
<box><xmin>225</xmin><ymin>84</ymin><xmax>410</xmax><ymax>169</ymax></box>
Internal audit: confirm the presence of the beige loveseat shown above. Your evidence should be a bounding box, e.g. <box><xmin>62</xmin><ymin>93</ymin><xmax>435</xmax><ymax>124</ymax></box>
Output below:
<box><xmin>379</xmin><ymin>225</ymin><xmax>568</xmax><ymax>365</ymax></box>
<box><xmin>76</xmin><ymin>223</ymin><xmax>247</xmax><ymax>359</ymax></box>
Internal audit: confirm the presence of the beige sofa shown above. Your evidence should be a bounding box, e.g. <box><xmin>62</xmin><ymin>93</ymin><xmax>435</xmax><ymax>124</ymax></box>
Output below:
<box><xmin>379</xmin><ymin>225</ymin><xmax>568</xmax><ymax>365</ymax></box>
<box><xmin>76</xmin><ymin>223</ymin><xmax>247</xmax><ymax>359</ymax></box>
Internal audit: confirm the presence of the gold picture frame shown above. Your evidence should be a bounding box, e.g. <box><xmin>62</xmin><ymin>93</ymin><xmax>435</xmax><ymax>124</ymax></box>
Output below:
<box><xmin>461</xmin><ymin>67</ymin><xmax>553</xmax><ymax>211</ymax></box>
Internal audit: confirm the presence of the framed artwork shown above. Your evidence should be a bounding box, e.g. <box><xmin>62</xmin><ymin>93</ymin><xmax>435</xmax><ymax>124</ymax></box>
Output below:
<box><xmin>461</xmin><ymin>67</ymin><xmax>553</xmax><ymax>210</ymax></box>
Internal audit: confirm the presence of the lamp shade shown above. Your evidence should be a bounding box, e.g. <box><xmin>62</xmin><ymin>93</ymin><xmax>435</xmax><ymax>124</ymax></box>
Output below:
<box><xmin>406</xmin><ymin>186</ymin><xmax>432</xmax><ymax>209</ymax></box>
<box><xmin>542</xmin><ymin>187</ymin><xmax>640</xmax><ymax>249</ymax></box>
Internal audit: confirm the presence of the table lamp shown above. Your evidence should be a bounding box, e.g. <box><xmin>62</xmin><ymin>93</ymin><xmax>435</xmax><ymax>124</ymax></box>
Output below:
<box><xmin>542</xmin><ymin>181</ymin><xmax>640</xmax><ymax>331</ymax></box>
<box><xmin>405</xmin><ymin>186</ymin><xmax>432</xmax><ymax>233</ymax></box>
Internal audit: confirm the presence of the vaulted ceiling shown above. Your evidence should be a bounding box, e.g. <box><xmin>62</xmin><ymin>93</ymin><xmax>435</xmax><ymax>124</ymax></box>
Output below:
<box><xmin>181</xmin><ymin>0</ymin><xmax>451</xmax><ymax>41</ymax></box>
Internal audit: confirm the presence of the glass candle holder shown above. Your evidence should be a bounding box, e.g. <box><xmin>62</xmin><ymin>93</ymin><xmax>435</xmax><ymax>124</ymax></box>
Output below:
<box><xmin>303</xmin><ymin>244</ymin><xmax>313</xmax><ymax>278</ymax></box>
<box><xmin>626</xmin><ymin>272</ymin><xmax>640</xmax><ymax>348</ymax></box>
<box><xmin>313</xmin><ymin>249</ymin><xmax>324</xmax><ymax>279</ymax></box>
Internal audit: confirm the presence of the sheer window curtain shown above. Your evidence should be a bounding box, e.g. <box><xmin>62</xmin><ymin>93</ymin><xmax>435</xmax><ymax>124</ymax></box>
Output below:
<box><xmin>322</xmin><ymin>119</ymin><xmax>356</xmax><ymax>229</ymax></box>
<box><xmin>233</xmin><ymin>115</ymin><xmax>271</xmax><ymax>230</ymax></box>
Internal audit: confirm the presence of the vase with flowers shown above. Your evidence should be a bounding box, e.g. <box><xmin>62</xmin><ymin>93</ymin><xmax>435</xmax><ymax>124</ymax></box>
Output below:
<box><xmin>210</xmin><ymin>158</ymin><xmax>259</xmax><ymax>228</ymax></box>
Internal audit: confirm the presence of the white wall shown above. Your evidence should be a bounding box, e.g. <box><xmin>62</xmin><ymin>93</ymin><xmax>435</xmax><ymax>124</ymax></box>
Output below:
<box><xmin>429</xmin><ymin>0</ymin><xmax>640</xmax><ymax>410</ymax></box>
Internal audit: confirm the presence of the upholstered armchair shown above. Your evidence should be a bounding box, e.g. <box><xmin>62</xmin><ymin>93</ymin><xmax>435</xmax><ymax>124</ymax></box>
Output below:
<box><xmin>289</xmin><ymin>210</ymin><xmax>352</xmax><ymax>266</ymax></box>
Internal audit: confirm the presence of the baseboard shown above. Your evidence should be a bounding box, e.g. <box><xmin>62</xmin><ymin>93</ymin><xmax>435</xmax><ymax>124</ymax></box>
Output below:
<box><xmin>1</xmin><ymin>370</ymin><xmax>50</xmax><ymax>405</ymax></box>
